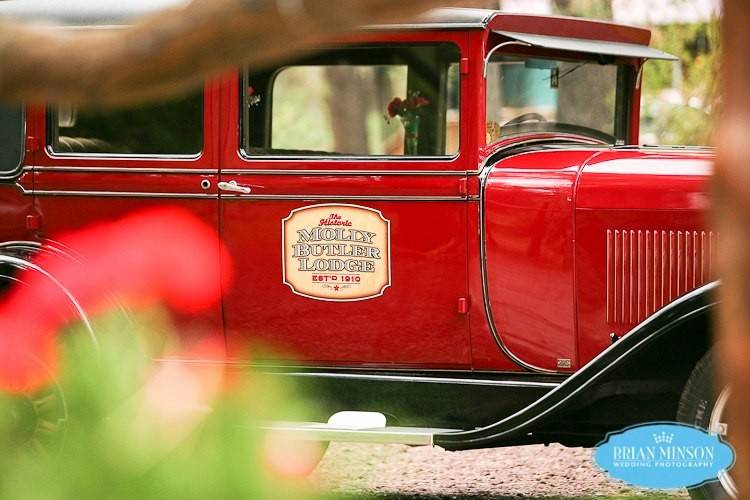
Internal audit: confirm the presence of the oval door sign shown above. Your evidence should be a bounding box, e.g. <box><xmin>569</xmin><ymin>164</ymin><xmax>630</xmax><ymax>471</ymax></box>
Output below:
<box><xmin>282</xmin><ymin>204</ymin><xmax>391</xmax><ymax>301</ymax></box>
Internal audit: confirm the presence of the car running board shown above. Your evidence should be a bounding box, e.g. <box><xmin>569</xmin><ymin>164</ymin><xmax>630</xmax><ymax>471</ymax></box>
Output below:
<box><xmin>262</xmin><ymin>411</ymin><xmax>460</xmax><ymax>446</ymax></box>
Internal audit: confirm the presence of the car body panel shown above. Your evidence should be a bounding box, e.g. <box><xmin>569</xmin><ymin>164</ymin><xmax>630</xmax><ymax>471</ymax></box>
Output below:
<box><xmin>483</xmin><ymin>148</ymin><xmax>600</xmax><ymax>371</ymax></box>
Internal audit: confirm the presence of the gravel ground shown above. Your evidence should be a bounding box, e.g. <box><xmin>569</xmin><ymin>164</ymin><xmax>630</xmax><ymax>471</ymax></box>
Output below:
<box><xmin>310</xmin><ymin>443</ymin><xmax>689</xmax><ymax>499</ymax></box>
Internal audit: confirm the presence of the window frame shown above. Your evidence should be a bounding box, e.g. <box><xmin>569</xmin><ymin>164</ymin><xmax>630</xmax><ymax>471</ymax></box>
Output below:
<box><xmin>484</xmin><ymin>49</ymin><xmax>635</xmax><ymax>146</ymax></box>
<box><xmin>45</xmin><ymin>91</ymin><xmax>207</xmax><ymax>160</ymax></box>
<box><xmin>239</xmin><ymin>41</ymin><xmax>463</xmax><ymax>162</ymax></box>
<box><xmin>0</xmin><ymin>105</ymin><xmax>26</xmax><ymax>181</ymax></box>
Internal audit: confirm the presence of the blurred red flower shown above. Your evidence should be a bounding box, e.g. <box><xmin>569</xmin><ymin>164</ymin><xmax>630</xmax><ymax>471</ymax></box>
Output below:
<box><xmin>413</xmin><ymin>95</ymin><xmax>430</xmax><ymax>108</ymax></box>
<box><xmin>387</xmin><ymin>97</ymin><xmax>404</xmax><ymax>117</ymax></box>
<box><xmin>0</xmin><ymin>206</ymin><xmax>234</xmax><ymax>393</ymax></box>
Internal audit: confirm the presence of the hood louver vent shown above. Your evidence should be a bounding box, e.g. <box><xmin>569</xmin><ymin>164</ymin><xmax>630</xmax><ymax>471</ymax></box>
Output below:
<box><xmin>606</xmin><ymin>229</ymin><xmax>717</xmax><ymax>325</ymax></box>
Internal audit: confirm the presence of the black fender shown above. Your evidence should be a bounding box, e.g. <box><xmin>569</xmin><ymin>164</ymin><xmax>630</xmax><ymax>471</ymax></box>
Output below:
<box><xmin>435</xmin><ymin>281</ymin><xmax>718</xmax><ymax>450</ymax></box>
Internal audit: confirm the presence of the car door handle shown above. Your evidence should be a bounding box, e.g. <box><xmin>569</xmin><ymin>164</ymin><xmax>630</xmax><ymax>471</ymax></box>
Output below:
<box><xmin>218</xmin><ymin>180</ymin><xmax>252</xmax><ymax>194</ymax></box>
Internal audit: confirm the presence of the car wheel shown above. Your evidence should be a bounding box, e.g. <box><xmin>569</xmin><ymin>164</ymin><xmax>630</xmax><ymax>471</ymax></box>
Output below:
<box><xmin>677</xmin><ymin>351</ymin><xmax>737</xmax><ymax>500</ymax></box>
<box><xmin>4</xmin><ymin>373</ymin><xmax>68</xmax><ymax>457</ymax></box>
<box><xmin>0</xmin><ymin>252</ymin><xmax>90</xmax><ymax>457</ymax></box>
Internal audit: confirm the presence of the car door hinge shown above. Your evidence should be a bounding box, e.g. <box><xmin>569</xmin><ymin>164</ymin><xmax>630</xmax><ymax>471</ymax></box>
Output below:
<box><xmin>26</xmin><ymin>214</ymin><xmax>41</xmax><ymax>231</ymax></box>
<box><xmin>458</xmin><ymin>177</ymin><xmax>468</xmax><ymax>196</ymax></box>
<box><xmin>457</xmin><ymin>297</ymin><xmax>469</xmax><ymax>314</ymax></box>
<box><xmin>26</xmin><ymin>136</ymin><xmax>40</xmax><ymax>153</ymax></box>
<box><xmin>460</xmin><ymin>57</ymin><xmax>470</xmax><ymax>75</ymax></box>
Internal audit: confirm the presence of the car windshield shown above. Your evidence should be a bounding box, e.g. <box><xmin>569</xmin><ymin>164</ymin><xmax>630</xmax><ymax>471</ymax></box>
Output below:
<box><xmin>486</xmin><ymin>54</ymin><xmax>625</xmax><ymax>145</ymax></box>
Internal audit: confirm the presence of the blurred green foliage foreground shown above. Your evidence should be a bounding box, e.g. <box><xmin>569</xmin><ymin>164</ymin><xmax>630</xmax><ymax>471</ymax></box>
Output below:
<box><xmin>0</xmin><ymin>207</ymin><xmax>324</xmax><ymax>499</ymax></box>
<box><xmin>0</xmin><ymin>310</ymin><xmax>323</xmax><ymax>500</ymax></box>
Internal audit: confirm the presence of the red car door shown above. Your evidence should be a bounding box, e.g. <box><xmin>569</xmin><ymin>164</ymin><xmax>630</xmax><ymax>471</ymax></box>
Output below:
<box><xmin>218</xmin><ymin>33</ymin><xmax>474</xmax><ymax>368</ymax></box>
<box><xmin>29</xmin><ymin>83</ymin><xmax>225</xmax><ymax>353</ymax></box>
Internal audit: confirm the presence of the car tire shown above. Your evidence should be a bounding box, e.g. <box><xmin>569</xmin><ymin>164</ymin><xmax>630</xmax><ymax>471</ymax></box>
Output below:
<box><xmin>677</xmin><ymin>350</ymin><xmax>736</xmax><ymax>500</ymax></box>
<box><xmin>0</xmin><ymin>251</ymin><xmax>92</xmax><ymax>457</ymax></box>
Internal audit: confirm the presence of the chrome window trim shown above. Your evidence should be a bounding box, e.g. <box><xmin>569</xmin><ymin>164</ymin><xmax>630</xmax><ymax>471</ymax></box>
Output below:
<box><xmin>28</xmin><ymin>189</ymin><xmax>217</xmax><ymax>199</ymax></box>
<box><xmin>223</xmin><ymin>168</ymin><xmax>470</xmax><ymax>176</ymax></box>
<box><xmin>222</xmin><ymin>194</ymin><xmax>471</xmax><ymax>201</ymax></box>
<box><xmin>483</xmin><ymin>40</ymin><xmax>532</xmax><ymax>78</ymax></box>
<box><xmin>28</xmin><ymin>166</ymin><xmax>217</xmax><ymax>174</ymax></box>
<box><xmin>238</xmin><ymin>152</ymin><xmax>462</xmax><ymax>162</ymax></box>
<box><xmin>24</xmin><ymin>188</ymin><xmax>471</xmax><ymax>202</ymax></box>
<box><xmin>30</xmin><ymin>165</ymin><xmax>469</xmax><ymax>176</ymax></box>
<box><xmin>45</xmin><ymin>146</ymin><xmax>205</xmax><ymax>161</ymax></box>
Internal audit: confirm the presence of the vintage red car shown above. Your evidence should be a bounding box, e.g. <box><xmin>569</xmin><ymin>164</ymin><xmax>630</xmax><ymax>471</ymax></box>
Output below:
<box><xmin>0</xmin><ymin>5</ymin><xmax>726</xmax><ymax>499</ymax></box>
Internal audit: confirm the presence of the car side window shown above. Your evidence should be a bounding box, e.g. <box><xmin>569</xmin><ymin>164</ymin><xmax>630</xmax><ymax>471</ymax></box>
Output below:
<box><xmin>0</xmin><ymin>105</ymin><xmax>25</xmax><ymax>178</ymax></box>
<box><xmin>47</xmin><ymin>91</ymin><xmax>203</xmax><ymax>156</ymax></box>
<box><xmin>242</xmin><ymin>43</ymin><xmax>460</xmax><ymax>157</ymax></box>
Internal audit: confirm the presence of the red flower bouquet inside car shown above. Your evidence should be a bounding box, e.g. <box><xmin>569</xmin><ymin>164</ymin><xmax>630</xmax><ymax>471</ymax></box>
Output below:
<box><xmin>386</xmin><ymin>91</ymin><xmax>430</xmax><ymax>155</ymax></box>
<box><xmin>386</xmin><ymin>92</ymin><xmax>430</xmax><ymax>119</ymax></box>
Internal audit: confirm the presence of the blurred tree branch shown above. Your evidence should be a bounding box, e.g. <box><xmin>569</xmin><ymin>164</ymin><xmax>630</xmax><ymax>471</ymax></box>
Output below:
<box><xmin>0</xmin><ymin>0</ymin><xmax>469</xmax><ymax>107</ymax></box>
<box><xmin>715</xmin><ymin>0</ymin><xmax>750</xmax><ymax>496</ymax></box>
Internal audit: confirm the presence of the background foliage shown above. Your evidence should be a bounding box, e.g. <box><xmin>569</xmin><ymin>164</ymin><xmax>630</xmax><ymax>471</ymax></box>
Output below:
<box><xmin>549</xmin><ymin>0</ymin><xmax>719</xmax><ymax>145</ymax></box>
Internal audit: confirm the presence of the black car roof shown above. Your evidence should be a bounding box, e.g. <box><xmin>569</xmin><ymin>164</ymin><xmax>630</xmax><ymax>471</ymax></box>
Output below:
<box><xmin>0</xmin><ymin>2</ymin><xmax>494</xmax><ymax>29</ymax></box>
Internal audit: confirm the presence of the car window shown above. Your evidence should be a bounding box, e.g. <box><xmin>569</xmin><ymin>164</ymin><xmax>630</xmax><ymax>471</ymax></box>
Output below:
<box><xmin>0</xmin><ymin>105</ymin><xmax>24</xmax><ymax>177</ymax></box>
<box><xmin>242</xmin><ymin>44</ymin><xmax>460</xmax><ymax>157</ymax></box>
<box><xmin>486</xmin><ymin>55</ymin><xmax>621</xmax><ymax>144</ymax></box>
<box><xmin>48</xmin><ymin>91</ymin><xmax>203</xmax><ymax>156</ymax></box>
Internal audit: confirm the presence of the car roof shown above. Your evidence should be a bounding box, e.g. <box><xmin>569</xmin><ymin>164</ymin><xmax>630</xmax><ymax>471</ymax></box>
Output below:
<box><xmin>368</xmin><ymin>8</ymin><xmax>495</xmax><ymax>29</ymax></box>
<box><xmin>0</xmin><ymin>3</ymin><xmax>656</xmax><ymax>53</ymax></box>
<box><xmin>374</xmin><ymin>8</ymin><xmax>652</xmax><ymax>48</ymax></box>
<box><xmin>0</xmin><ymin>2</ymin><xmax>491</xmax><ymax>27</ymax></box>
<box><xmin>0</xmin><ymin>3</ymin><xmax>626</xmax><ymax>32</ymax></box>
<box><xmin>0</xmin><ymin>0</ymin><xmax>636</xmax><ymax>34</ymax></box>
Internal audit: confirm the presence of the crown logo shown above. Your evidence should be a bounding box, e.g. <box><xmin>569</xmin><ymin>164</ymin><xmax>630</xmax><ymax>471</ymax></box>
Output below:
<box><xmin>653</xmin><ymin>432</ymin><xmax>674</xmax><ymax>444</ymax></box>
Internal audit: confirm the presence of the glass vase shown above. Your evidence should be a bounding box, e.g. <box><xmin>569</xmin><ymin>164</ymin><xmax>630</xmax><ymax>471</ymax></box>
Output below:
<box><xmin>401</xmin><ymin>115</ymin><xmax>420</xmax><ymax>156</ymax></box>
